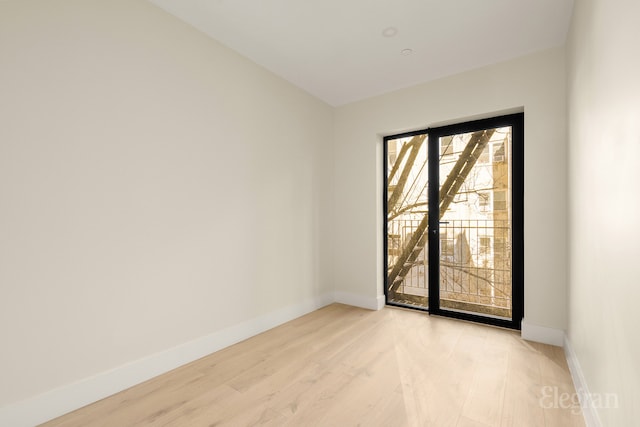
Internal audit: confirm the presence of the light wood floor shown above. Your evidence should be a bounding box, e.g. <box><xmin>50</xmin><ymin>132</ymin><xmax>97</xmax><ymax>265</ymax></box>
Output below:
<box><xmin>42</xmin><ymin>304</ymin><xmax>585</xmax><ymax>427</ymax></box>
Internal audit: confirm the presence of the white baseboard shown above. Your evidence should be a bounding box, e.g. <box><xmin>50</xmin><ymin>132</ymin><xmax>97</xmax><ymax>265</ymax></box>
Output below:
<box><xmin>0</xmin><ymin>293</ymin><xmax>334</xmax><ymax>427</ymax></box>
<box><xmin>564</xmin><ymin>335</ymin><xmax>603</xmax><ymax>427</ymax></box>
<box><xmin>520</xmin><ymin>318</ymin><xmax>565</xmax><ymax>346</ymax></box>
<box><xmin>334</xmin><ymin>291</ymin><xmax>385</xmax><ymax>311</ymax></box>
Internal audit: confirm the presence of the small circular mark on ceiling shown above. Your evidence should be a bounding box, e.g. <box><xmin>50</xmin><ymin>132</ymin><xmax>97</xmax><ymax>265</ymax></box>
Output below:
<box><xmin>382</xmin><ymin>27</ymin><xmax>398</xmax><ymax>37</ymax></box>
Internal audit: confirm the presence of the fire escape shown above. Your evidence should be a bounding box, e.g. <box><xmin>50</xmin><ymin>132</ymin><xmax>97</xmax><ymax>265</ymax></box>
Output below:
<box><xmin>387</xmin><ymin>129</ymin><xmax>496</xmax><ymax>298</ymax></box>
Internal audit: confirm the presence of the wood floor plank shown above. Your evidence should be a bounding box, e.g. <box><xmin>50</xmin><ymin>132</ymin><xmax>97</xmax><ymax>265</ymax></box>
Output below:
<box><xmin>461</xmin><ymin>358</ymin><xmax>508</xmax><ymax>426</ymax></box>
<box><xmin>41</xmin><ymin>304</ymin><xmax>585</xmax><ymax>427</ymax></box>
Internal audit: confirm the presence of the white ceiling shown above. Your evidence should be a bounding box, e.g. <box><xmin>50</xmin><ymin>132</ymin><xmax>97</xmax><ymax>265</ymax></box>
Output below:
<box><xmin>148</xmin><ymin>0</ymin><xmax>575</xmax><ymax>106</ymax></box>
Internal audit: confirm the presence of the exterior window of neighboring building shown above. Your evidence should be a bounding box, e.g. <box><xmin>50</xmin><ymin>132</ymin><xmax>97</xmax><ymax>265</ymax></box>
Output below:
<box><xmin>478</xmin><ymin>191</ymin><xmax>490</xmax><ymax>211</ymax></box>
<box><xmin>388</xmin><ymin>140</ymin><xmax>397</xmax><ymax>165</ymax></box>
<box><xmin>478</xmin><ymin>145</ymin><xmax>490</xmax><ymax>164</ymax></box>
<box><xmin>494</xmin><ymin>237</ymin><xmax>506</xmax><ymax>256</ymax></box>
<box><xmin>494</xmin><ymin>191</ymin><xmax>507</xmax><ymax>211</ymax></box>
<box><xmin>493</xmin><ymin>141</ymin><xmax>506</xmax><ymax>163</ymax></box>
<box><xmin>440</xmin><ymin>137</ymin><xmax>454</xmax><ymax>157</ymax></box>
<box><xmin>480</xmin><ymin>237</ymin><xmax>491</xmax><ymax>255</ymax></box>
<box><xmin>441</xmin><ymin>237</ymin><xmax>454</xmax><ymax>258</ymax></box>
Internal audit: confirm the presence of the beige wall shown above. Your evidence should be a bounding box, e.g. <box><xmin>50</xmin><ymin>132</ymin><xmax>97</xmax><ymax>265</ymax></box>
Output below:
<box><xmin>333</xmin><ymin>48</ymin><xmax>568</xmax><ymax>330</ymax></box>
<box><xmin>0</xmin><ymin>0</ymin><xmax>333</xmax><ymax>409</ymax></box>
<box><xmin>567</xmin><ymin>0</ymin><xmax>640</xmax><ymax>424</ymax></box>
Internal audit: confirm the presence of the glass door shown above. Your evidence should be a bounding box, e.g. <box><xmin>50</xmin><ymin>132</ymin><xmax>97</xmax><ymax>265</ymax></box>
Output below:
<box><xmin>385</xmin><ymin>114</ymin><xmax>523</xmax><ymax>329</ymax></box>
<box><xmin>384</xmin><ymin>131</ymin><xmax>430</xmax><ymax>310</ymax></box>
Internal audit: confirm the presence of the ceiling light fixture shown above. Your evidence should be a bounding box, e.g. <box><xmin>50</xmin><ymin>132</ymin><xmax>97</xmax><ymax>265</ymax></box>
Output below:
<box><xmin>382</xmin><ymin>27</ymin><xmax>398</xmax><ymax>37</ymax></box>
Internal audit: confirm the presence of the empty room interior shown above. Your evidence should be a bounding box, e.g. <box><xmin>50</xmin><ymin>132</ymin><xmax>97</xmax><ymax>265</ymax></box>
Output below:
<box><xmin>1</xmin><ymin>0</ymin><xmax>638</xmax><ymax>426</ymax></box>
